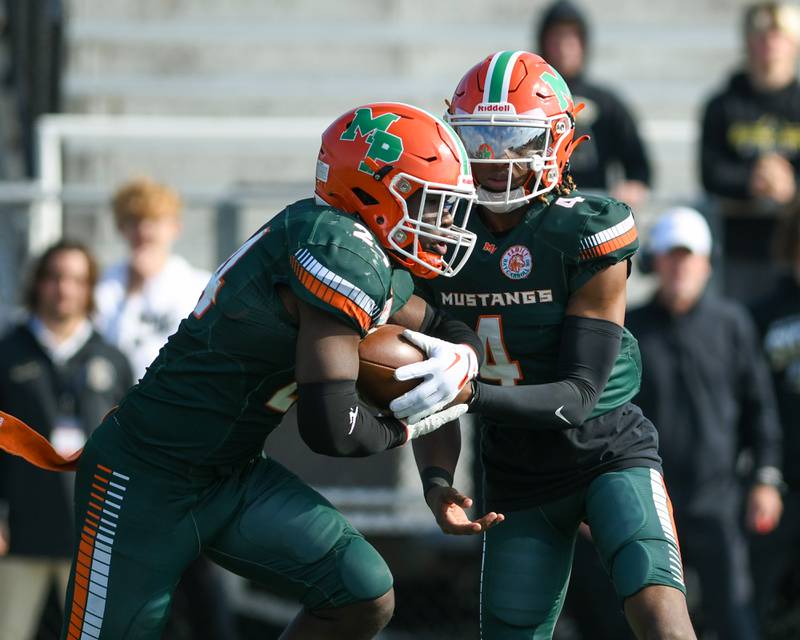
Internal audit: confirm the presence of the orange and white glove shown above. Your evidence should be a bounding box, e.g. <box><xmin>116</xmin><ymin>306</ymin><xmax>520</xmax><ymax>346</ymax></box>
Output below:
<box><xmin>390</xmin><ymin>329</ymin><xmax>479</xmax><ymax>425</ymax></box>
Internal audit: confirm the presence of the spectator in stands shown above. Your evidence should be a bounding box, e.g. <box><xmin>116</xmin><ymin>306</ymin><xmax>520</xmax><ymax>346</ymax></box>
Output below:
<box><xmin>700</xmin><ymin>1</ymin><xmax>800</xmax><ymax>303</ymax></box>
<box><xmin>0</xmin><ymin>241</ymin><xmax>131</xmax><ymax>639</ymax></box>
<box><xmin>95</xmin><ymin>177</ymin><xmax>210</xmax><ymax>382</ymax></box>
<box><xmin>536</xmin><ymin>0</ymin><xmax>652</xmax><ymax>210</ymax></box>
<box><xmin>93</xmin><ymin>177</ymin><xmax>237</xmax><ymax>640</ymax></box>
<box><xmin>627</xmin><ymin>207</ymin><xmax>783</xmax><ymax>640</ymax></box>
<box><xmin>750</xmin><ymin>202</ymin><xmax>800</xmax><ymax>633</ymax></box>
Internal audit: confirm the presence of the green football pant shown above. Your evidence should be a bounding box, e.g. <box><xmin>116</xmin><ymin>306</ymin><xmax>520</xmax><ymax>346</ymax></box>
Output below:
<box><xmin>481</xmin><ymin>467</ymin><xmax>686</xmax><ymax>640</ymax></box>
<box><xmin>60</xmin><ymin>430</ymin><xmax>393</xmax><ymax>640</ymax></box>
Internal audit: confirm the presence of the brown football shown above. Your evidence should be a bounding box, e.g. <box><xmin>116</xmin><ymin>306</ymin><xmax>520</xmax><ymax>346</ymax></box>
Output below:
<box><xmin>357</xmin><ymin>324</ymin><xmax>425</xmax><ymax>411</ymax></box>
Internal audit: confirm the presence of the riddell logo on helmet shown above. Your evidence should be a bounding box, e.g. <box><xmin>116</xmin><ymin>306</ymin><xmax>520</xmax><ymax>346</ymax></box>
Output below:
<box><xmin>475</xmin><ymin>103</ymin><xmax>515</xmax><ymax>114</ymax></box>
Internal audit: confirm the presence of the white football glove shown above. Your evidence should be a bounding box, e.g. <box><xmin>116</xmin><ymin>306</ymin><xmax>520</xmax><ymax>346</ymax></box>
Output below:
<box><xmin>390</xmin><ymin>329</ymin><xmax>479</xmax><ymax>424</ymax></box>
<box><xmin>404</xmin><ymin>404</ymin><xmax>468</xmax><ymax>442</ymax></box>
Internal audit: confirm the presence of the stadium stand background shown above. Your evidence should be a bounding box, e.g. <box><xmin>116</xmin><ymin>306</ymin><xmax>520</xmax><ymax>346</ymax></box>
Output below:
<box><xmin>0</xmin><ymin>1</ymin><xmax>780</xmax><ymax>638</ymax></box>
<box><xmin>40</xmin><ymin>0</ymin><xmax>754</xmax><ymax>272</ymax></box>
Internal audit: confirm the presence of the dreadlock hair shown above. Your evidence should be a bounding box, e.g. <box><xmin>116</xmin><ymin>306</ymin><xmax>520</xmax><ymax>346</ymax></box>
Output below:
<box><xmin>536</xmin><ymin>165</ymin><xmax>577</xmax><ymax>203</ymax></box>
<box><xmin>556</xmin><ymin>167</ymin><xmax>578</xmax><ymax>196</ymax></box>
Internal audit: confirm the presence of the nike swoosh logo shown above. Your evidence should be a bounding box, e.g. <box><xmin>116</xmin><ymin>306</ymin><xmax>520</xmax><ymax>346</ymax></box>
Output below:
<box><xmin>348</xmin><ymin>406</ymin><xmax>359</xmax><ymax>435</ymax></box>
<box><xmin>555</xmin><ymin>405</ymin><xmax>571</xmax><ymax>425</ymax></box>
<box><xmin>444</xmin><ymin>353</ymin><xmax>471</xmax><ymax>390</ymax></box>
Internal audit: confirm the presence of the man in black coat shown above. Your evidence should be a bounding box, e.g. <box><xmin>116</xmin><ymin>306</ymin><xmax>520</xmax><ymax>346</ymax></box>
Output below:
<box><xmin>0</xmin><ymin>241</ymin><xmax>131</xmax><ymax>639</ymax></box>
<box><xmin>627</xmin><ymin>207</ymin><xmax>783</xmax><ymax>640</ymax></box>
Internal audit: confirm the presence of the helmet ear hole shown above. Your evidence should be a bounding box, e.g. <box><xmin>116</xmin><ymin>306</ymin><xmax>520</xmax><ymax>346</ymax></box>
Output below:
<box><xmin>351</xmin><ymin>187</ymin><xmax>379</xmax><ymax>206</ymax></box>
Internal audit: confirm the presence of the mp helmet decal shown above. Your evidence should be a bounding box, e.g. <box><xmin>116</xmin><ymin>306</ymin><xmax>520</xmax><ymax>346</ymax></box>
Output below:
<box><xmin>339</xmin><ymin>107</ymin><xmax>404</xmax><ymax>176</ymax></box>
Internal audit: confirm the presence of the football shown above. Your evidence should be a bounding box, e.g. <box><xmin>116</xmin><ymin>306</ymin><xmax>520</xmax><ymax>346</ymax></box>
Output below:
<box><xmin>357</xmin><ymin>324</ymin><xmax>425</xmax><ymax>411</ymax></box>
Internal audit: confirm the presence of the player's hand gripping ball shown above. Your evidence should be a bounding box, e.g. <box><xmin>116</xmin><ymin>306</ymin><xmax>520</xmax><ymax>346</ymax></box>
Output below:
<box><xmin>357</xmin><ymin>324</ymin><xmax>424</xmax><ymax>411</ymax></box>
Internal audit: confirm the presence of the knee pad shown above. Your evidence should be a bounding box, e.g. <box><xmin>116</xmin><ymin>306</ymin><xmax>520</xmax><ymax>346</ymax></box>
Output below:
<box><xmin>336</xmin><ymin>535</ymin><xmax>393</xmax><ymax>602</ymax></box>
<box><xmin>484</xmin><ymin>599</ymin><xmax>559</xmax><ymax>632</ymax></box>
<box><xmin>123</xmin><ymin>590</ymin><xmax>172</xmax><ymax>639</ymax></box>
<box><xmin>586</xmin><ymin>472</ymin><xmax>649</xmax><ymax>561</ymax></box>
<box><xmin>482</xmin><ymin>532</ymin><xmax>570</xmax><ymax>632</ymax></box>
<box><xmin>612</xmin><ymin>538</ymin><xmax>686</xmax><ymax>599</ymax></box>
<box><xmin>587</xmin><ymin>469</ymin><xmax>680</xmax><ymax>564</ymax></box>
<box><xmin>611</xmin><ymin>539</ymin><xmax>654</xmax><ymax>599</ymax></box>
<box><xmin>587</xmin><ymin>469</ymin><xmax>686</xmax><ymax>599</ymax></box>
<box><xmin>242</xmin><ymin>495</ymin><xmax>346</xmax><ymax>565</ymax></box>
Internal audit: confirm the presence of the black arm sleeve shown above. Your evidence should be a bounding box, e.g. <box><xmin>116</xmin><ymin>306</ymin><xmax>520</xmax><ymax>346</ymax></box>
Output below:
<box><xmin>469</xmin><ymin>316</ymin><xmax>622</xmax><ymax>429</ymax></box>
<box><xmin>418</xmin><ymin>302</ymin><xmax>484</xmax><ymax>364</ymax></box>
<box><xmin>297</xmin><ymin>381</ymin><xmax>408</xmax><ymax>457</ymax></box>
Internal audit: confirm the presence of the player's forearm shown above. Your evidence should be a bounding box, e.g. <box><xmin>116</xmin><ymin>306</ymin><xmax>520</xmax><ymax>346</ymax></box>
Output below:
<box><xmin>412</xmin><ymin>421</ymin><xmax>461</xmax><ymax>494</ymax></box>
<box><xmin>297</xmin><ymin>381</ymin><xmax>407</xmax><ymax>457</ymax></box>
<box><xmin>469</xmin><ymin>316</ymin><xmax>622</xmax><ymax>429</ymax></box>
<box><xmin>470</xmin><ymin>378</ymin><xmax>596</xmax><ymax>428</ymax></box>
<box><xmin>413</xmin><ymin>420</ymin><xmax>461</xmax><ymax>475</ymax></box>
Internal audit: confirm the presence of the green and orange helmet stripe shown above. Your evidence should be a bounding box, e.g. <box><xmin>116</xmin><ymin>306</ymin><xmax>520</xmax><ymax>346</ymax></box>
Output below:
<box><xmin>483</xmin><ymin>50</ymin><xmax>526</xmax><ymax>104</ymax></box>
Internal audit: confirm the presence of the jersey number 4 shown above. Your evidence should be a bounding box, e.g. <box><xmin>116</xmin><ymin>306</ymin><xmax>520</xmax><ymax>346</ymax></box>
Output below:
<box><xmin>476</xmin><ymin>315</ymin><xmax>522</xmax><ymax>386</ymax></box>
<box><xmin>193</xmin><ymin>228</ymin><xmax>269</xmax><ymax>318</ymax></box>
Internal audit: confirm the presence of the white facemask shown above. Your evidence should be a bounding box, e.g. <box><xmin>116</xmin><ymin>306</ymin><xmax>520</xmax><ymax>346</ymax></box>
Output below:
<box><xmin>476</xmin><ymin>185</ymin><xmax>529</xmax><ymax>213</ymax></box>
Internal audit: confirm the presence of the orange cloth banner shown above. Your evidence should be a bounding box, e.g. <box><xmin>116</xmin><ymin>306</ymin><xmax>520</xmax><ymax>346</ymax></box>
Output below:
<box><xmin>0</xmin><ymin>410</ymin><xmax>82</xmax><ymax>471</ymax></box>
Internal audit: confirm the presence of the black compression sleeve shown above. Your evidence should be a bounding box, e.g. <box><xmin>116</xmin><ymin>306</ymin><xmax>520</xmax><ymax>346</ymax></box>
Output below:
<box><xmin>297</xmin><ymin>381</ymin><xmax>407</xmax><ymax>456</ymax></box>
<box><xmin>418</xmin><ymin>303</ymin><xmax>484</xmax><ymax>365</ymax></box>
<box><xmin>469</xmin><ymin>316</ymin><xmax>623</xmax><ymax>429</ymax></box>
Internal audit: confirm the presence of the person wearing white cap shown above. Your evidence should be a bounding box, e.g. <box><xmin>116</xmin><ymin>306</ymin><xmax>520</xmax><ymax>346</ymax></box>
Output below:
<box><xmin>624</xmin><ymin>206</ymin><xmax>784</xmax><ymax>640</ymax></box>
<box><xmin>646</xmin><ymin>206</ymin><xmax>714</xmax><ymax>316</ymax></box>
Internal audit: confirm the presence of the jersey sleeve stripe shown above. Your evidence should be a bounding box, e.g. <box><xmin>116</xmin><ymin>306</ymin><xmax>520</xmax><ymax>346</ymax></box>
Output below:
<box><xmin>291</xmin><ymin>249</ymin><xmax>377</xmax><ymax>332</ymax></box>
<box><xmin>578</xmin><ymin>212</ymin><xmax>637</xmax><ymax>260</ymax></box>
<box><xmin>579</xmin><ymin>226</ymin><xmax>638</xmax><ymax>260</ymax></box>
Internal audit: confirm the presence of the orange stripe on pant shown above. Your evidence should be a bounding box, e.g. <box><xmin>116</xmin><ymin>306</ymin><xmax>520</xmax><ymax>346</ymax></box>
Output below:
<box><xmin>66</xmin><ymin>463</ymin><xmax>113</xmax><ymax>638</ymax></box>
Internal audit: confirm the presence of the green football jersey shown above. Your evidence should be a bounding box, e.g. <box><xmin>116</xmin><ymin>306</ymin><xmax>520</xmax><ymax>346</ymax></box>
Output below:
<box><xmin>113</xmin><ymin>198</ymin><xmax>413</xmax><ymax>467</ymax></box>
<box><xmin>416</xmin><ymin>192</ymin><xmax>656</xmax><ymax>506</ymax></box>
<box><xmin>417</xmin><ymin>191</ymin><xmax>641</xmax><ymax>412</ymax></box>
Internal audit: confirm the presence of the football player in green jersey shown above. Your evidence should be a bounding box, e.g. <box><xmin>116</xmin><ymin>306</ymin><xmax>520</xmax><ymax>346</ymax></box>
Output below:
<box><xmin>55</xmin><ymin>103</ymin><xmax>490</xmax><ymax>640</ymax></box>
<box><xmin>395</xmin><ymin>52</ymin><xmax>697</xmax><ymax>639</ymax></box>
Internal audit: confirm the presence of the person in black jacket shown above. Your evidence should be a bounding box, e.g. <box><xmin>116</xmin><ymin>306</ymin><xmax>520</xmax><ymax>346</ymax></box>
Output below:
<box><xmin>628</xmin><ymin>207</ymin><xmax>784</xmax><ymax>640</ymax></box>
<box><xmin>559</xmin><ymin>206</ymin><xmax>784</xmax><ymax>640</ymax></box>
<box><xmin>535</xmin><ymin>0</ymin><xmax>652</xmax><ymax>211</ymax></box>
<box><xmin>750</xmin><ymin>203</ymin><xmax>800</xmax><ymax>633</ymax></box>
<box><xmin>700</xmin><ymin>1</ymin><xmax>800</xmax><ymax>303</ymax></box>
<box><xmin>0</xmin><ymin>241</ymin><xmax>131</xmax><ymax>639</ymax></box>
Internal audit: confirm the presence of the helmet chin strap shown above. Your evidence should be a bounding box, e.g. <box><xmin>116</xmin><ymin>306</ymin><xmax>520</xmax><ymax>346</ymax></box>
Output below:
<box><xmin>476</xmin><ymin>186</ymin><xmax>528</xmax><ymax>214</ymax></box>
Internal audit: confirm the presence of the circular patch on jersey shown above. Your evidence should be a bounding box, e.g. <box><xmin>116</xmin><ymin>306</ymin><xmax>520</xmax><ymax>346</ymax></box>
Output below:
<box><xmin>86</xmin><ymin>356</ymin><xmax>115</xmax><ymax>392</ymax></box>
<box><xmin>500</xmin><ymin>245</ymin><xmax>533</xmax><ymax>280</ymax></box>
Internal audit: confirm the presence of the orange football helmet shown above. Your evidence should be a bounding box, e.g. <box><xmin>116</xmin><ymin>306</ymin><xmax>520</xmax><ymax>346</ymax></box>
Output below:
<box><xmin>445</xmin><ymin>50</ymin><xmax>587</xmax><ymax>213</ymax></box>
<box><xmin>315</xmin><ymin>102</ymin><xmax>477</xmax><ymax>278</ymax></box>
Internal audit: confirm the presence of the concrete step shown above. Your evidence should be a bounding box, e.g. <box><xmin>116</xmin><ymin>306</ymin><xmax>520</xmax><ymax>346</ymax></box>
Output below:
<box><xmin>67</xmin><ymin>0</ymin><xmax>754</xmax><ymax>25</ymax></box>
